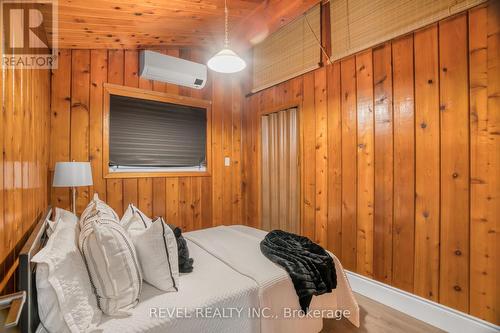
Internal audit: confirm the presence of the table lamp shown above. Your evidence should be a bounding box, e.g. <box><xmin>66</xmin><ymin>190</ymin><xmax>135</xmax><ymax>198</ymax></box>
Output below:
<box><xmin>53</xmin><ymin>162</ymin><xmax>93</xmax><ymax>214</ymax></box>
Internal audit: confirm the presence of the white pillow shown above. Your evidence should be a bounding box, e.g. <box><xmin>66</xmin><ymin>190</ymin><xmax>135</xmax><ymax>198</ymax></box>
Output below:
<box><xmin>46</xmin><ymin>207</ymin><xmax>78</xmax><ymax>237</ymax></box>
<box><xmin>80</xmin><ymin>193</ymin><xmax>119</xmax><ymax>230</ymax></box>
<box><xmin>120</xmin><ymin>204</ymin><xmax>152</xmax><ymax>232</ymax></box>
<box><xmin>129</xmin><ymin>217</ymin><xmax>179</xmax><ymax>292</ymax></box>
<box><xmin>79</xmin><ymin>209</ymin><xmax>143</xmax><ymax>315</ymax></box>
<box><xmin>32</xmin><ymin>219</ymin><xmax>101</xmax><ymax>333</ymax></box>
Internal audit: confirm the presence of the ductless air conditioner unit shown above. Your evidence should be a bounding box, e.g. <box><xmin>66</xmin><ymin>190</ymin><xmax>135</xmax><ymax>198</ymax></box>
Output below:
<box><xmin>139</xmin><ymin>50</ymin><xmax>207</xmax><ymax>90</ymax></box>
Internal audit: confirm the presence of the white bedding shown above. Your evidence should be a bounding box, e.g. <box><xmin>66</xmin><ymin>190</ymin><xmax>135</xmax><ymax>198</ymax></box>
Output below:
<box><xmin>95</xmin><ymin>239</ymin><xmax>260</xmax><ymax>333</ymax></box>
<box><xmin>185</xmin><ymin>225</ymin><xmax>360</xmax><ymax>333</ymax></box>
<box><xmin>57</xmin><ymin>225</ymin><xmax>358</xmax><ymax>333</ymax></box>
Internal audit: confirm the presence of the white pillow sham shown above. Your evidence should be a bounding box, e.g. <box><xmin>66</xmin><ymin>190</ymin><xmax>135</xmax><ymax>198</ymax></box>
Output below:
<box><xmin>80</xmin><ymin>193</ymin><xmax>119</xmax><ymax>230</ymax></box>
<box><xmin>129</xmin><ymin>217</ymin><xmax>179</xmax><ymax>292</ymax></box>
<box><xmin>32</xmin><ymin>218</ymin><xmax>101</xmax><ymax>333</ymax></box>
<box><xmin>79</xmin><ymin>207</ymin><xmax>142</xmax><ymax>315</ymax></box>
<box><xmin>120</xmin><ymin>204</ymin><xmax>152</xmax><ymax>232</ymax></box>
<box><xmin>46</xmin><ymin>207</ymin><xmax>78</xmax><ymax>238</ymax></box>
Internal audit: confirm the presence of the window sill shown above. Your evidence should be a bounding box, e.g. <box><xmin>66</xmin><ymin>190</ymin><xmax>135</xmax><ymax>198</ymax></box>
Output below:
<box><xmin>104</xmin><ymin>167</ymin><xmax>211</xmax><ymax>179</ymax></box>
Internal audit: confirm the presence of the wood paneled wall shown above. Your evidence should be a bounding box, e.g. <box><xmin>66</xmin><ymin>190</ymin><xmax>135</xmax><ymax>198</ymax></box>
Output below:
<box><xmin>0</xmin><ymin>66</ymin><xmax>51</xmax><ymax>293</ymax></box>
<box><xmin>49</xmin><ymin>48</ymin><xmax>244</xmax><ymax>232</ymax></box>
<box><xmin>242</xmin><ymin>3</ymin><xmax>499</xmax><ymax>324</ymax></box>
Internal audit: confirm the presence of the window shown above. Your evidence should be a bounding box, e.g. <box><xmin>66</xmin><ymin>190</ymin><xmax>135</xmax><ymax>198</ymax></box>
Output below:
<box><xmin>103</xmin><ymin>84</ymin><xmax>212</xmax><ymax>178</ymax></box>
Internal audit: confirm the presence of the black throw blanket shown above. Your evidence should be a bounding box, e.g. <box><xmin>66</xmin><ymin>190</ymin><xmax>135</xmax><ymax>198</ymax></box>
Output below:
<box><xmin>260</xmin><ymin>230</ymin><xmax>337</xmax><ymax>312</ymax></box>
<box><xmin>168</xmin><ymin>224</ymin><xmax>194</xmax><ymax>273</ymax></box>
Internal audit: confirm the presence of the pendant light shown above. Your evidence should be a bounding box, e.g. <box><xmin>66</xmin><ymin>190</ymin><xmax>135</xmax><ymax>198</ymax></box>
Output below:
<box><xmin>207</xmin><ymin>0</ymin><xmax>246</xmax><ymax>73</ymax></box>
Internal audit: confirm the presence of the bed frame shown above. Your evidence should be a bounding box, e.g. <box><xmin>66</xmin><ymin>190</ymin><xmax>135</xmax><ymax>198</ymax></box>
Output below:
<box><xmin>18</xmin><ymin>207</ymin><xmax>51</xmax><ymax>333</ymax></box>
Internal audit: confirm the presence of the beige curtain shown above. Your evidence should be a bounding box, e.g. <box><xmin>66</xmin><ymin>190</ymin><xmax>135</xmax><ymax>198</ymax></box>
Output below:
<box><xmin>252</xmin><ymin>5</ymin><xmax>321</xmax><ymax>93</ymax></box>
<box><xmin>261</xmin><ymin>108</ymin><xmax>299</xmax><ymax>233</ymax></box>
<box><xmin>330</xmin><ymin>0</ymin><xmax>486</xmax><ymax>61</ymax></box>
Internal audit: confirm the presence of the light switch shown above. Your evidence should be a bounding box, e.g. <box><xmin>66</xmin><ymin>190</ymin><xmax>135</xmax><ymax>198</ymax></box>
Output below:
<box><xmin>224</xmin><ymin>157</ymin><xmax>231</xmax><ymax>166</ymax></box>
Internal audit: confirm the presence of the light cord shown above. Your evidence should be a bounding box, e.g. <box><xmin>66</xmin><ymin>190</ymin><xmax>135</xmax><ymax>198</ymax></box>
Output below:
<box><xmin>224</xmin><ymin>0</ymin><xmax>229</xmax><ymax>48</ymax></box>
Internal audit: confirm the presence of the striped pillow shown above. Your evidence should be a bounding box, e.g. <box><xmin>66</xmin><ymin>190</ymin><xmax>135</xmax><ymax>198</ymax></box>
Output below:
<box><xmin>80</xmin><ymin>193</ymin><xmax>119</xmax><ymax>230</ymax></box>
<box><xmin>79</xmin><ymin>207</ymin><xmax>142</xmax><ymax>315</ymax></box>
<box><xmin>129</xmin><ymin>217</ymin><xmax>179</xmax><ymax>292</ymax></box>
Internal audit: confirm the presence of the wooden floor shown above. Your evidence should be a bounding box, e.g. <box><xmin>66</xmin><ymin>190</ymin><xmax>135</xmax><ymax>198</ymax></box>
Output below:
<box><xmin>322</xmin><ymin>293</ymin><xmax>444</xmax><ymax>333</ymax></box>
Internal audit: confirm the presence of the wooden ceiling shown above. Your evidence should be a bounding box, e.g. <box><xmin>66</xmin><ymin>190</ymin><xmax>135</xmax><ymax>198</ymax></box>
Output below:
<box><xmin>41</xmin><ymin>0</ymin><xmax>320</xmax><ymax>51</ymax></box>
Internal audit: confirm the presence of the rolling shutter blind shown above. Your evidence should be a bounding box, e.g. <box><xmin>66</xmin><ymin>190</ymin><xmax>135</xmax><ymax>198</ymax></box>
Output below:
<box><xmin>109</xmin><ymin>94</ymin><xmax>206</xmax><ymax>168</ymax></box>
<box><xmin>252</xmin><ymin>4</ymin><xmax>321</xmax><ymax>93</ymax></box>
<box><xmin>330</xmin><ymin>0</ymin><xmax>486</xmax><ymax>61</ymax></box>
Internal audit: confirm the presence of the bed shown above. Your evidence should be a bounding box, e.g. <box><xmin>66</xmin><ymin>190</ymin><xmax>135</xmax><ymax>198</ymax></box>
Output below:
<box><xmin>19</xmin><ymin>208</ymin><xmax>359</xmax><ymax>333</ymax></box>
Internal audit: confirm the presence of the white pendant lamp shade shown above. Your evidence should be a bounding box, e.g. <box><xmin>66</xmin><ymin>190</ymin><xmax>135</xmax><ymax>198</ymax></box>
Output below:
<box><xmin>207</xmin><ymin>48</ymin><xmax>246</xmax><ymax>73</ymax></box>
<box><xmin>207</xmin><ymin>0</ymin><xmax>246</xmax><ymax>73</ymax></box>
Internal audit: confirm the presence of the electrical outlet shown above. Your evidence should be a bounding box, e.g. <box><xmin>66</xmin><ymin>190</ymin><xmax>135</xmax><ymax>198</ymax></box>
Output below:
<box><xmin>224</xmin><ymin>157</ymin><xmax>231</xmax><ymax>166</ymax></box>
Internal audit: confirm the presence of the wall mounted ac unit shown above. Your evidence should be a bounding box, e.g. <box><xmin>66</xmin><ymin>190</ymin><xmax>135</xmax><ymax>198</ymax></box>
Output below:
<box><xmin>139</xmin><ymin>50</ymin><xmax>207</xmax><ymax>90</ymax></box>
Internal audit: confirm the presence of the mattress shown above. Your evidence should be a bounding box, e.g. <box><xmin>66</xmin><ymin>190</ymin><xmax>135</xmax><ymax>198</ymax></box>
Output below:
<box><xmin>95</xmin><ymin>239</ymin><xmax>260</xmax><ymax>333</ymax></box>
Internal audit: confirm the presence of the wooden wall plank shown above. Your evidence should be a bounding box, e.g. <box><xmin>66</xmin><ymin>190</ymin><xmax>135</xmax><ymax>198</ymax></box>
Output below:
<box><xmin>356</xmin><ymin>50</ymin><xmax>375</xmax><ymax>278</ymax></box>
<box><xmin>122</xmin><ymin>179</ymin><xmax>138</xmax><ymax>209</ymax></box>
<box><xmin>314</xmin><ymin>67</ymin><xmax>328</xmax><ymax>246</ymax></box>
<box><xmin>106</xmin><ymin>179</ymin><xmax>123</xmax><ymax>216</ymax></box>
<box><xmin>243</xmin><ymin>93</ymin><xmax>261</xmax><ymax>228</ymax></box>
<box><xmin>50</xmin><ymin>50</ymin><xmax>72</xmax><ymax>209</ymax></box>
<box><xmin>70</xmin><ymin>50</ymin><xmax>91</xmax><ymax>214</ymax></box>
<box><xmin>373</xmin><ymin>43</ymin><xmax>393</xmax><ymax>284</ymax></box>
<box><xmin>469</xmin><ymin>3</ymin><xmax>499</xmax><ymax>324</ymax></box>
<box><xmin>191</xmin><ymin>178</ymin><xmax>202</xmax><ymax>230</ymax></box>
<box><xmin>21</xmin><ymin>68</ymin><xmax>30</xmax><ymax>236</ymax></box>
<box><xmin>166</xmin><ymin>178</ymin><xmax>179</xmax><ymax>226</ymax></box>
<box><xmin>0</xmin><ymin>45</ymin><xmax>4</xmax><ymax>263</ymax></box>
<box><xmin>340</xmin><ymin>57</ymin><xmax>357</xmax><ymax>271</ymax></box>
<box><xmin>178</xmin><ymin>177</ymin><xmax>192</xmax><ymax>231</ymax></box>
<box><xmin>326</xmin><ymin>62</ymin><xmax>342</xmax><ymax>255</ymax></box>
<box><xmin>108</xmin><ymin>50</ymin><xmax>125</xmax><ymax>84</ymax></box>
<box><xmin>414</xmin><ymin>25</ymin><xmax>440</xmax><ymax>302</ymax></box>
<box><xmin>231</xmin><ymin>78</ymin><xmax>243</xmax><ymax>226</ymax></box>
<box><xmin>200</xmin><ymin>177</ymin><xmax>212</xmax><ymax>229</ymax></box>
<box><xmin>222</xmin><ymin>77</ymin><xmax>233</xmax><ymax>226</ymax></box>
<box><xmin>302</xmin><ymin>71</ymin><xmax>316</xmax><ymax>240</ymax></box>
<box><xmin>89</xmin><ymin>50</ymin><xmax>108</xmax><ymax>200</ymax></box>
<box><xmin>3</xmin><ymin>66</ymin><xmax>15</xmax><ymax>261</ymax></box>
<box><xmin>106</xmin><ymin>50</ymin><xmax>125</xmax><ymax>216</ymax></box>
<box><xmin>122</xmin><ymin>49</ymin><xmax>140</xmax><ymax>213</ymax></box>
<box><xmin>137</xmin><ymin>178</ymin><xmax>153</xmax><ymax>217</ymax></box>
<box><xmin>124</xmin><ymin>50</ymin><xmax>139</xmax><ymax>88</ymax></box>
<box><xmin>392</xmin><ymin>35</ymin><xmax>415</xmax><ymax>292</ymax></box>
<box><xmin>211</xmin><ymin>73</ymin><xmax>224</xmax><ymax>226</ymax></box>
<box><xmin>153</xmin><ymin>178</ymin><xmax>166</xmax><ymax>218</ymax></box>
<box><xmin>439</xmin><ymin>14</ymin><xmax>469</xmax><ymax>313</ymax></box>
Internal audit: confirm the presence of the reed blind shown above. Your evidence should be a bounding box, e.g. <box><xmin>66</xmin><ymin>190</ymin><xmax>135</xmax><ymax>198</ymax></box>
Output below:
<box><xmin>330</xmin><ymin>0</ymin><xmax>486</xmax><ymax>61</ymax></box>
<box><xmin>261</xmin><ymin>108</ymin><xmax>299</xmax><ymax>233</ymax></box>
<box><xmin>109</xmin><ymin>94</ymin><xmax>207</xmax><ymax>168</ymax></box>
<box><xmin>252</xmin><ymin>5</ymin><xmax>321</xmax><ymax>93</ymax></box>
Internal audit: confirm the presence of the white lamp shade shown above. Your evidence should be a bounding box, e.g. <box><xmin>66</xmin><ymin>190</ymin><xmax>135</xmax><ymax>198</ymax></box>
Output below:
<box><xmin>53</xmin><ymin>162</ymin><xmax>93</xmax><ymax>187</ymax></box>
<box><xmin>207</xmin><ymin>48</ymin><xmax>246</xmax><ymax>73</ymax></box>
